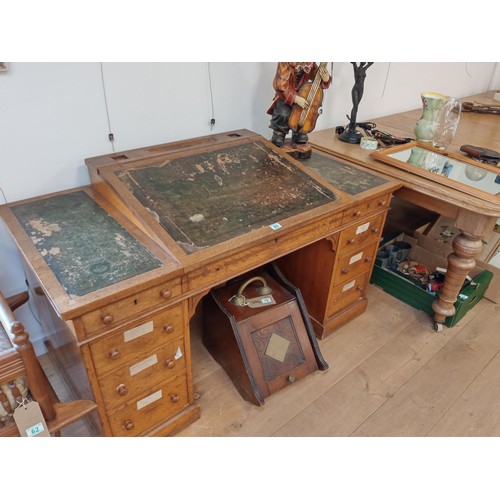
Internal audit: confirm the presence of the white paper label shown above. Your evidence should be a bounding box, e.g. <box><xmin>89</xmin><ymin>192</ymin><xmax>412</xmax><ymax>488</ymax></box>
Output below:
<box><xmin>349</xmin><ymin>252</ymin><xmax>363</xmax><ymax>265</ymax></box>
<box><xmin>342</xmin><ymin>280</ymin><xmax>356</xmax><ymax>293</ymax></box>
<box><xmin>174</xmin><ymin>346</ymin><xmax>183</xmax><ymax>360</ymax></box>
<box><xmin>355</xmin><ymin>222</ymin><xmax>370</xmax><ymax>234</ymax></box>
<box><xmin>129</xmin><ymin>354</ymin><xmax>158</xmax><ymax>376</ymax></box>
<box><xmin>246</xmin><ymin>295</ymin><xmax>276</xmax><ymax>308</ymax></box>
<box><xmin>123</xmin><ymin>321</ymin><xmax>154</xmax><ymax>343</ymax></box>
<box><xmin>136</xmin><ymin>389</ymin><xmax>162</xmax><ymax>410</ymax></box>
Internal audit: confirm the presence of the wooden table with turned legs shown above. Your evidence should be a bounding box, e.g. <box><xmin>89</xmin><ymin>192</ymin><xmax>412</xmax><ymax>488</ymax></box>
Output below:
<box><xmin>309</xmin><ymin>91</ymin><xmax>500</xmax><ymax>330</ymax></box>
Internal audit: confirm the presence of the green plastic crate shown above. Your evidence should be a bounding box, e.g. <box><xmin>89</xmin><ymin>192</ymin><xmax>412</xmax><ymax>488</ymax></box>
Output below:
<box><xmin>370</xmin><ymin>235</ymin><xmax>494</xmax><ymax>327</ymax></box>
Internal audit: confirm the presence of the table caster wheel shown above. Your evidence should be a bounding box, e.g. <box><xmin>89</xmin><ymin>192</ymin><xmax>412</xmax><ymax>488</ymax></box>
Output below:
<box><xmin>434</xmin><ymin>322</ymin><xmax>444</xmax><ymax>333</ymax></box>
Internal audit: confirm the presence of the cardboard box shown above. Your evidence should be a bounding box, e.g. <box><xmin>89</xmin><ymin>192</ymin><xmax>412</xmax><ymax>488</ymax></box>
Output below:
<box><xmin>420</xmin><ymin>216</ymin><xmax>500</xmax><ymax>264</ymax></box>
<box><xmin>413</xmin><ymin>228</ymin><xmax>500</xmax><ymax>305</ymax></box>
<box><xmin>370</xmin><ymin>233</ymin><xmax>494</xmax><ymax>327</ymax></box>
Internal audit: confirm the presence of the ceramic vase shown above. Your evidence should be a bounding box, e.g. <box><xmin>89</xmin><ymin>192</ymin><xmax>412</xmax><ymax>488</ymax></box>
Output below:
<box><xmin>414</xmin><ymin>92</ymin><xmax>461</xmax><ymax>148</ymax></box>
<box><xmin>414</xmin><ymin>92</ymin><xmax>448</xmax><ymax>143</ymax></box>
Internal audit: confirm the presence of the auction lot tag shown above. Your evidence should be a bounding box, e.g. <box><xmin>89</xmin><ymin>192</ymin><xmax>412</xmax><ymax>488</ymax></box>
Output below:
<box><xmin>13</xmin><ymin>399</ymin><xmax>50</xmax><ymax>437</ymax></box>
<box><xmin>246</xmin><ymin>295</ymin><xmax>276</xmax><ymax>308</ymax></box>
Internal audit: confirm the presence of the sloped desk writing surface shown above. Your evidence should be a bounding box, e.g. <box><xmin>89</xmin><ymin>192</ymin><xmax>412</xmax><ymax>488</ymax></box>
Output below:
<box><xmin>300</xmin><ymin>150</ymin><xmax>391</xmax><ymax>195</ymax></box>
<box><xmin>308</xmin><ymin>91</ymin><xmax>500</xmax><ymax>328</ymax></box>
<box><xmin>86</xmin><ymin>129</ymin><xmax>356</xmax><ymax>296</ymax></box>
<box><xmin>115</xmin><ymin>139</ymin><xmax>337</xmax><ymax>252</ymax></box>
<box><xmin>0</xmin><ymin>187</ymin><xmax>181</xmax><ymax>322</ymax></box>
<box><xmin>10</xmin><ymin>190</ymin><xmax>165</xmax><ymax>297</ymax></box>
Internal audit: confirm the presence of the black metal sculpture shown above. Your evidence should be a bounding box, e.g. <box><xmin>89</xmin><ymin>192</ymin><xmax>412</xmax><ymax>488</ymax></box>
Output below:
<box><xmin>339</xmin><ymin>62</ymin><xmax>374</xmax><ymax>144</ymax></box>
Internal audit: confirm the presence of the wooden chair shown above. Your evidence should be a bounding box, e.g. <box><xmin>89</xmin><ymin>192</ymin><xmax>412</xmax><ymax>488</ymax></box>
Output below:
<box><xmin>0</xmin><ymin>290</ymin><xmax>98</xmax><ymax>437</ymax></box>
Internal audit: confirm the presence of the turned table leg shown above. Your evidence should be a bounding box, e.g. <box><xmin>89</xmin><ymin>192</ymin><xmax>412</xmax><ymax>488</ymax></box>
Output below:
<box><xmin>431</xmin><ymin>231</ymin><xmax>484</xmax><ymax>328</ymax></box>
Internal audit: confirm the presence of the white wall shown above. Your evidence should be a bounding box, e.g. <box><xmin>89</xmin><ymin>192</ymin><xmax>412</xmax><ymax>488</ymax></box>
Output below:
<box><xmin>1</xmin><ymin>61</ymin><xmax>499</xmax><ymax>346</ymax></box>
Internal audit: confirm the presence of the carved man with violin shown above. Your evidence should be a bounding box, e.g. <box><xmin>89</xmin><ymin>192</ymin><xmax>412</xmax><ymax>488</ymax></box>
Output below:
<box><xmin>267</xmin><ymin>62</ymin><xmax>332</xmax><ymax>148</ymax></box>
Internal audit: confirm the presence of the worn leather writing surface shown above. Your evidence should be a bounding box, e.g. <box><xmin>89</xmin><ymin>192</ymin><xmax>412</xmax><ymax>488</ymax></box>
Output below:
<box><xmin>117</xmin><ymin>142</ymin><xmax>338</xmax><ymax>253</ymax></box>
<box><xmin>12</xmin><ymin>190</ymin><xmax>163</xmax><ymax>296</ymax></box>
<box><xmin>302</xmin><ymin>152</ymin><xmax>389</xmax><ymax>195</ymax></box>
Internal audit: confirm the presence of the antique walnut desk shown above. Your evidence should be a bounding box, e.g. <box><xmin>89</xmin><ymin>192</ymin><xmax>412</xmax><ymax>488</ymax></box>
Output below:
<box><xmin>309</xmin><ymin>91</ymin><xmax>500</xmax><ymax>330</ymax></box>
<box><xmin>0</xmin><ymin>129</ymin><xmax>400</xmax><ymax>436</ymax></box>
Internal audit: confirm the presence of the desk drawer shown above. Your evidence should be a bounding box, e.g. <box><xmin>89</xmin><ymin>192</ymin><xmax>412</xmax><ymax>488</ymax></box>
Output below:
<box><xmin>327</xmin><ymin>270</ymin><xmax>371</xmax><ymax>318</ymax></box>
<box><xmin>332</xmin><ymin>241</ymin><xmax>378</xmax><ymax>285</ymax></box>
<box><xmin>90</xmin><ymin>303</ymin><xmax>185</xmax><ymax>377</ymax></box>
<box><xmin>81</xmin><ymin>278</ymin><xmax>182</xmax><ymax>335</ymax></box>
<box><xmin>107</xmin><ymin>373</ymin><xmax>189</xmax><ymax>436</ymax></box>
<box><xmin>342</xmin><ymin>194</ymin><xmax>390</xmax><ymax>225</ymax></box>
<box><xmin>98</xmin><ymin>337</ymin><xmax>187</xmax><ymax>411</ymax></box>
<box><xmin>339</xmin><ymin>212</ymin><xmax>385</xmax><ymax>252</ymax></box>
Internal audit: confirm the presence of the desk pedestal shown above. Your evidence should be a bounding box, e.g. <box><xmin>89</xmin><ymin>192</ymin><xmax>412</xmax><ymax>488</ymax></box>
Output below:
<box><xmin>279</xmin><ymin>193</ymin><xmax>392</xmax><ymax>339</ymax></box>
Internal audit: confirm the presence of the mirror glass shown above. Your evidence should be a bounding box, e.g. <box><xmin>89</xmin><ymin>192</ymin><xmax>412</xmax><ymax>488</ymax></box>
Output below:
<box><xmin>387</xmin><ymin>145</ymin><xmax>500</xmax><ymax>195</ymax></box>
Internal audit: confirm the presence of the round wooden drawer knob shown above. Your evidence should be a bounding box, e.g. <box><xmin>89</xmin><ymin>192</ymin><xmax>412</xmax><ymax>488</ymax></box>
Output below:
<box><xmin>163</xmin><ymin>323</ymin><xmax>174</xmax><ymax>334</ymax></box>
<box><xmin>160</xmin><ymin>288</ymin><xmax>171</xmax><ymax>299</ymax></box>
<box><xmin>116</xmin><ymin>384</ymin><xmax>128</xmax><ymax>396</ymax></box>
<box><xmin>365</xmin><ymin>256</ymin><xmax>372</xmax><ymax>263</ymax></box>
<box><xmin>341</xmin><ymin>268</ymin><xmax>349</xmax><ymax>275</ymax></box>
<box><xmin>101</xmin><ymin>313</ymin><xmax>114</xmax><ymax>325</ymax></box>
<box><xmin>288</xmin><ymin>375</ymin><xmax>296</xmax><ymax>383</ymax></box>
<box><xmin>124</xmin><ymin>420</ymin><xmax>135</xmax><ymax>431</ymax></box>
<box><xmin>170</xmin><ymin>393</ymin><xmax>180</xmax><ymax>403</ymax></box>
<box><xmin>356</xmin><ymin>285</ymin><xmax>364</xmax><ymax>292</ymax></box>
<box><xmin>347</xmin><ymin>238</ymin><xmax>355</xmax><ymax>244</ymax></box>
<box><xmin>372</xmin><ymin>227</ymin><xmax>380</xmax><ymax>234</ymax></box>
<box><xmin>109</xmin><ymin>348</ymin><xmax>120</xmax><ymax>360</ymax></box>
<box><xmin>353</xmin><ymin>210</ymin><xmax>362</xmax><ymax>217</ymax></box>
<box><xmin>378</xmin><ymin>200</ymin><xmax>387</xmax><ymax>207</ymax></box>
<box><xmin>165</xmin><ymin>358</ymin><xmax>176</xmax><ymax>369</ymax></box>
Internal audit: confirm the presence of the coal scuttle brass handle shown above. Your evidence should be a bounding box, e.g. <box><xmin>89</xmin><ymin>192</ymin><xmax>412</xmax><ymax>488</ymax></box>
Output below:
<box><xmin>231</xmin><ymin>276</ymin><xmax>272</xmax><ymax>306</ymax></box>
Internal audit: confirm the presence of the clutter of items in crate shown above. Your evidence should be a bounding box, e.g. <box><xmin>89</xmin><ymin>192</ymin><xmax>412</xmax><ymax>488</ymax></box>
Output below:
<box><xmin>376</xmin><ymin>241</ymin><xmax>474</xmax><ymax>295</ymax></box>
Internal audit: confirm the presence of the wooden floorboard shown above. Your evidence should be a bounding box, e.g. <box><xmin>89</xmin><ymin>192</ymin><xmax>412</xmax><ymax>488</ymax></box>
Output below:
<box><xmin>427</xmin><ymin>350</ymin><xmax>500</xmax><ymax>436</ymax></box>
<box><xmin>352</xmin><ymin>298</ymin><xmax>500</xmax><ymax>437</ymax></box>
<box><xmin>272</xmin><ymin>300</ymin><xmax>470</xmax><ymax>436</ymax></box>
<box><xmin>427</xmin><ymin>303</ymin><xmax>500</xmax><ymax>437</ymax></box>
<box><xmin>38</xmin><ymin>285</ymin><xmax>500</xmax><ymax>437</ymax></box>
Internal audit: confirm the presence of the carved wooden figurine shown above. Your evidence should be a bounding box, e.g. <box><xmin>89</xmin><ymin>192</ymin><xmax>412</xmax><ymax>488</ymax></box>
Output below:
<box><xmin>267</xmin><ymin>62</ymin><xmax>331</xmax><ymax>158</ymax></box>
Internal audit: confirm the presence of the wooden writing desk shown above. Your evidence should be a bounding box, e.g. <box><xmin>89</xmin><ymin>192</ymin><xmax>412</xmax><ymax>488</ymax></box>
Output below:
<box><xmin>309</xmin><ymin>91</ymin><xmax>500</xmax><ymax>330</ymax></box>
<box><xmin>0</xmin><ymin>129</ymin><xmax>400</xmax><ymax>436</ymax></box>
